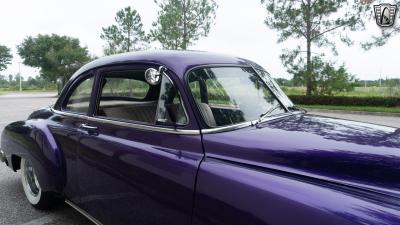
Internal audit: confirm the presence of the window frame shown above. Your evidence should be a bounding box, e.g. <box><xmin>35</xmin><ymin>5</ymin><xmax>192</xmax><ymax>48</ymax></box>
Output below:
<box><xmin>92</xmin><ymin>65</ymin><xmax>190</xmax><ymax>128</ymax></box>
<box><xmin>60</xmin><ymin>72</ymin><xmax>96</xmax><ymax>116</ymax></box>
<box><xmin>185</xmin><ymin>64</ymin><xmax>289</xmax><ymax>129</ymax></box>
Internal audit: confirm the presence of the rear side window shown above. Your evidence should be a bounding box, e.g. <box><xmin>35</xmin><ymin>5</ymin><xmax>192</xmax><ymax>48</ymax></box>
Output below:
<box><xmin>96</xmin><ymin>69</ymin><xmax>188</xmax><ymax>126</ymax></box>
<box><xmin>101</xmin><ymin>77</ymin><xmax>149</xmax><ymax>99</ymax></box>
<box><xmin>64</xmin><ymin>75</ymin><xmax>94</xmax><ymax>114</ymax></box>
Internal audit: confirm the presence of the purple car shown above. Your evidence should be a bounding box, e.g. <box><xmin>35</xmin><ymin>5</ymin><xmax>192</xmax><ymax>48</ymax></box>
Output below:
<box><xmin>1</xmin><ymin>51</ymin><xmax>400</xmax><ymax>225</ymax></box>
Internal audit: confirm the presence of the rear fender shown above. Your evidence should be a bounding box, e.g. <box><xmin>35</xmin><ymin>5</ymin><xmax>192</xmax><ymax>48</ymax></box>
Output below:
<box><xmin>1</xmin><ymin>119</ymin><xmax>65</xmax><ymax>193</ymax></box>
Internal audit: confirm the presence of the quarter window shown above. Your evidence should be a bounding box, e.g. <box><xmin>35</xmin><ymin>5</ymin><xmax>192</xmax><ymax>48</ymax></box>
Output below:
<box><xmin>64</xmin><ymin>75</ymin><xmax>94</xmax><ymax>114</ymax></box>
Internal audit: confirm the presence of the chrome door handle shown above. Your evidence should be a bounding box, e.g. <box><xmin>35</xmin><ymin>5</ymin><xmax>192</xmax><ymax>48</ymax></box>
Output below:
<box><xmin>80</xmin><ymin>123</ymin><xmax>99</xmax><ymax>135</ymax></box>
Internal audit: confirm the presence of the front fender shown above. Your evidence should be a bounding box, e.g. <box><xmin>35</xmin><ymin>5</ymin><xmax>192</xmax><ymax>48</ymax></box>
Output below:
<box><xmin>1</xmin><ymin>119</ymin><xmax>65</xmax><ymax>193</ymax></box>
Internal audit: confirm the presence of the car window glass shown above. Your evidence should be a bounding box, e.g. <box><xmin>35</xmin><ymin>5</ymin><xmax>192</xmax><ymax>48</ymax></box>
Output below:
<box><xmin>155</xmin><ymin>76</ymin><xmax>188</xmax><ymax>125</ymax></box>
<box><xmin>97</xmin><ymin>69</ymin><xmax>188</xmax><ymax>126</ymax></box>
<box><xmin>102</xmin><ymin>77</ymin><xmax>149</xmax><ymax>99</ymax></box>
<box><xmin>188</xmin><ymin>67</ymin><xmax>285</xmax><ymax>127</ymax></box>
<box><xmin>188</xmin><ymin>80</ymin><xmax>201</xmax><ymax>102</ymax></box>
<box><xmin>64</xmin><ymin>75</ymin><xmax>94</xmax><ymax>114</ymax></box>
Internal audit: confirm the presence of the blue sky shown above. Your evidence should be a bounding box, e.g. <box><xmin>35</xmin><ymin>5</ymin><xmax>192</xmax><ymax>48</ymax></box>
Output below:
<box><xmin>0</xmin><ymin>0</ymin><xmax>399</xmax><ymax>80</ymax></box>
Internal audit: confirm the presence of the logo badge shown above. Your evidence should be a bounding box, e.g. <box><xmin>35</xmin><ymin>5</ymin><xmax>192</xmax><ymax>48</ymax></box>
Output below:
<box><xmin>374</xmin><ymin>4</ymin><xmax>397</xmax><ymax>27</ymax></box>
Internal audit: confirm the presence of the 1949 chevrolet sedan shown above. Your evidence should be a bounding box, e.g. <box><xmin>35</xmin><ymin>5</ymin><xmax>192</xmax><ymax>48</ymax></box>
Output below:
<box><xmin>1</xmin><ymin>51</ymin><xmax>400</xmax><ymax>225</ymax></box>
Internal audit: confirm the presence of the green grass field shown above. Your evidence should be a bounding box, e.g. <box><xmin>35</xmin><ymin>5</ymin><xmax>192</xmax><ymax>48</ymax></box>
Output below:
<box><xmin>284</xmin><ymin>86</ymin><xmax>400</xmax><ymax>97</ymax></box>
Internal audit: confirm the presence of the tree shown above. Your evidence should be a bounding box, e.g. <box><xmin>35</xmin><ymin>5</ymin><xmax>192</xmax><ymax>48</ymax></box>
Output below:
<box><xmin>0</xmin><ymin>45</ymin><xmax>12</xmax><ymax>71</ymax></box>
<box><xmin>17</xmin><ymin>34</ymin><xmax>90</xmax><ymax>85</ymax></box>
<box><xmin>362</xmin><ymin>1</ymin><xmax>400</xmax><ymax>50</ymax></box>
<box><xmin>291</xmin><ymin>57</ymin><xmax>356</xmax><ymax>96</ymax></box>
<box><xmin>261</xmin><ymin>0</ymin><xmax>369</xmax><ymax>96</ymax></box>
<box><xmin>101</xmin><ymin>7</ymin><xmax>148</xmax><ymax>55</ymax></box>
<box><xmin>151</xmin><ymin>0</ymin><xmax>218</xmax><ymax>50</ymax></box>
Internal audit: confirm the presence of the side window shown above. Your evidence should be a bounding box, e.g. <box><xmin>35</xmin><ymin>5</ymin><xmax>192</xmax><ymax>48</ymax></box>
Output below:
<box><xmin>101</xmin><ymin>77</ymin><xmax>149</xmax><ymax>99</ymax></box>
<box><xmin>96</xmin><ymin>69</ymin><xmax>188</xmax><ymax>126</ymax></box>
<box><xmin>64</xmin><ymin>75</ymin><xmax>94</xmax><ymax>114</ymax></box>
<box><xmin>156</xmin><ymin>76</ymin><xmax>188</xmax><ymax>125</ymax></box>
<box><xmin>188</xmin><ymin>80</ymin><xmax>201</xmax><ymax>103</ymax></box>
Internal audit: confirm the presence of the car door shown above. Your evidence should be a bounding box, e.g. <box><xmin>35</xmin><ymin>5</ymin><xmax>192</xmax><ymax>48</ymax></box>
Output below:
<box><xmin>49</xmin><ymin>72</ymin><xmax>96</xmax><ymax>202</ymax></box>
<box><xmin>76</xmin><ymin>65</ymin><xmax>204</xmax><ymax>225</ymax></box>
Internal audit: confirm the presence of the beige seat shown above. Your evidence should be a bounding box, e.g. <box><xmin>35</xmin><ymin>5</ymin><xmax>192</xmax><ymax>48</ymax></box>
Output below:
<box><xmin>101</xmin><ymin>101</ymin><xmax>157</xmax><ymax>123</ymax></box>
<box><xmin>198</xmin><ymin>103</ymin><xmax>217</xmax><ymax>127</ymax></box>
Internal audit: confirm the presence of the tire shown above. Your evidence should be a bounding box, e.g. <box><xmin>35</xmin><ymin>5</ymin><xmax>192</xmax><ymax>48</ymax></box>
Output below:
<box><xmin>20</xmin><ymin>158</ymin><xmax>61</xmax><ymax>209</ymax></box>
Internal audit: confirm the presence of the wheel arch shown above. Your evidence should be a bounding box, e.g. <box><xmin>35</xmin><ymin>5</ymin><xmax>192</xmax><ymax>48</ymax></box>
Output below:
<box><xmin>11</xmin><ymin>154</ymin><xmax>21</xmax><ymax>171</ymax></box>
<box><xmin>1</xmin><ymin>120</ymin><xmax>66</xmax><ymax>194</ymax></box>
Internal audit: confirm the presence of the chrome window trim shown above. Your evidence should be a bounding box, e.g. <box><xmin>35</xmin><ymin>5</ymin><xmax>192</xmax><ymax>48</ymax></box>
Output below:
<box><xmin>201</xmin><ymin>111</ymin><xmax>303</xmax><ymax>134</ymax></box>
<box><xmin>52</xmin><ymin>107</ymin><xmax>301</xmax><ymax>135</ymax></box>
<box><xmin>51</xmin><ymin>108</ymin><xmax>200</xmax><ymax>135</ymax></box>
<box><xmin>65</xmin><ymin>200</ymin><xmax>102</xmax><ymax>225</ymax></box>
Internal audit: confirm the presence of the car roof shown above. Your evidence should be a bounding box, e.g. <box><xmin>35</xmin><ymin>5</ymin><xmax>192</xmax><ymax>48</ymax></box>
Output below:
<box><xmin>71</xmin><ymin>50</ymin><xmax>250</xmax><ymax>80</ymax></box>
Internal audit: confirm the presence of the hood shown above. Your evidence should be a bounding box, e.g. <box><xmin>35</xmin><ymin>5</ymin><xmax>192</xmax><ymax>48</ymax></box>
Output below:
<box><xmin>202</xmin><ymin>113</ymin><xmax>400</xmax><ymax>195</ymax></box>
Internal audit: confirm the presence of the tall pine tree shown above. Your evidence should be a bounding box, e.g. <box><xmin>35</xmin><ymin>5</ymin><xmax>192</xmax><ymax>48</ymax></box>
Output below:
<box><xmin>261</xmin><ymin>0</ymin><xmax>369</xmax><ymax>95</ymax></box>
<box><xmin>151</xmin><ymin>0</ymin><xmax>217</xmax><ymax>50</ymax></box>
<box><xmin>101</xmin><ymin>7</ymin><xmax>148</xmax><ymax>55</ymax></box>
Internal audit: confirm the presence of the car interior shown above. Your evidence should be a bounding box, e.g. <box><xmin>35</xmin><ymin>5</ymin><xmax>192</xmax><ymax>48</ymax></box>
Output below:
<box><xmin>188</xmin><ymin>70</ymin><xmax>246</xmax><ymax>127</ymax></box>
<box><xmin>63</xmin><ymin>69</ymin><xmax>188</xmax><ymax>126</ymax></box>
<box><xmin>96</xmin><ymin>70</ymin><xmax>187</xmax><ymax>126</ymax></box>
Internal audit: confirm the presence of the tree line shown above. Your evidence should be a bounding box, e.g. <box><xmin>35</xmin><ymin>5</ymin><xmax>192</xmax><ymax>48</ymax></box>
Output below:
<box><xmin>0</xmin><ymin>74</ymin><xmax>56</xmax><ymax>91</ymax></box>
<box><xmin>0</xmin><ymin>0</ymin><xmax>398</xmax><ymax>95</ymax></box>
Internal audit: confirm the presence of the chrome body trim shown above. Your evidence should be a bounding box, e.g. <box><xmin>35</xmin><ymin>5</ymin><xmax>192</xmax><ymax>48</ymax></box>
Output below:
<box><xmin>65</xmin><ymin>200</ymin><xmax>102</xmax><ymax>225</ymax></box>
<box><xmin>201</xmin><ymin>111</ymin><xmax>303</xmax><ymax>134</ymax></box>
<box><xmin>0</xmin><ymin>150</ymin><xmax>6</xmax><ymax>163</ymax></box>
<box><xmin>51</xmin><ymin>108</ymin><xmax>200</xmax><ymax>135</ymax></box>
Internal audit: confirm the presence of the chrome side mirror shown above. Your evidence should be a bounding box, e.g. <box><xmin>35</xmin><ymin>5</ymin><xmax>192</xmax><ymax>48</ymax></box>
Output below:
<box><xmin>145</xmin><ymin>66</ymin><xmax>167</xmax><ymax>85</ymax></box>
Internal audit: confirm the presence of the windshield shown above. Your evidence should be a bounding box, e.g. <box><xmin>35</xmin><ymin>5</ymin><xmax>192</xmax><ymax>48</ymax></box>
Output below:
<box><xmin>254</xmin><ymin>68</ymin><xmax>295</xmax><ymax>108</ymax></box>
<box><xmin>188</xmin><ymin>66</ymin><xmax>287</xmax><ymax>127</ymax></box>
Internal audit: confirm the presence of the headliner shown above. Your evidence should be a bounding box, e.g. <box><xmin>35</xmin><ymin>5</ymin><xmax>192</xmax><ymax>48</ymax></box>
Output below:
<box><xmin>71</xmin><ymin>50</ymin><xmax>250</xmax><ymax>80</ymax></box>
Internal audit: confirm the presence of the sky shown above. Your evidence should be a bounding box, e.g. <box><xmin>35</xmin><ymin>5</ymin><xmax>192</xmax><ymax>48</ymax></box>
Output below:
<box><xmin>0</xmin><ymin>0</ymin><xmax>399</xmax><ymax>80</ymax></box>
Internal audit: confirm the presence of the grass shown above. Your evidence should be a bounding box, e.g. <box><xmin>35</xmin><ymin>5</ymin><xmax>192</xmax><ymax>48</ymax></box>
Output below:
<box><xmin>300</xmin><ymin>104</ymin><xmax>400</xmax><ymax>113</ymax></box>
<box><xmin>284</xmin><ymin>86</ymin><xmax>400</xmax><ymax>97</ymax></box>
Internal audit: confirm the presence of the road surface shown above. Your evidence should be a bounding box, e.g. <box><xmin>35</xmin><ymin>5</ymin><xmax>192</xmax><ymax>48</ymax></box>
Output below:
<box><xmin>307</xmin><ymin>110</ymin><xmax>400</xmax><ymax>128</ymax></box>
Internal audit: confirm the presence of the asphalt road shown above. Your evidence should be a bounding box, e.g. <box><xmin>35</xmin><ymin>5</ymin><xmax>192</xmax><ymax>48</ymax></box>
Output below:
<box><xmin>0</xmin><ymin>93</ymin><xmax>92</xmax><ymax>225</ymax></box>
<box><xmin>0</xmin><ymin>93</ymin><xmax>398</xmax><ymax>225</ymax></box>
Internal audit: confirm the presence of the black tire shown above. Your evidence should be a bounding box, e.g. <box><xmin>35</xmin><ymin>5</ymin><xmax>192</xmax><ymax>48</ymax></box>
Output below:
<box><xmin>20</xmin><ymin>158</ymin><xmax>62</xmax><ymax>210</ymax></box>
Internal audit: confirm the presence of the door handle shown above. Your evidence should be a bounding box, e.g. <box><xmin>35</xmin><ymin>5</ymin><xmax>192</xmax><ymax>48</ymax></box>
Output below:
<box><xmin>80</xmin><ymin>123</ymin><xmax>99</xmax><ymax>135</ymax></box>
